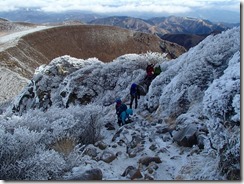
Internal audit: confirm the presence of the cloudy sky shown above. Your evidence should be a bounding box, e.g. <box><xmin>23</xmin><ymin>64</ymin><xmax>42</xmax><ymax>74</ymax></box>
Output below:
<box><xmin>0</xmin><ymin>0</ymin><xmax>240</xmax><ymax>13</ymax></box>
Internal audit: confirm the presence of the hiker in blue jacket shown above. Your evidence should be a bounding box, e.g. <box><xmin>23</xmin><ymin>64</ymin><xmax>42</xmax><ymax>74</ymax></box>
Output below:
<box><xmin>130</xmin><ymin>83</ymin><xmax>140</xmax><ymax>109</ymax></box>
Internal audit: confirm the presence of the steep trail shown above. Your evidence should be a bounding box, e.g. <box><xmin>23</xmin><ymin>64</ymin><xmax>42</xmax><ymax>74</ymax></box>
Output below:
<box><xmin>76</xmin><ymin>100</ymin><xmax>207</xmax><ymax>180</ymax></box>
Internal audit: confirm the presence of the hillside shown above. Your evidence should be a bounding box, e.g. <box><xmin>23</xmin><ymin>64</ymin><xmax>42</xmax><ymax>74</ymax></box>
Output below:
<box><xmin>159</xmin><ymin>33</ymin><xmax>207</xmax><ymax>50</ymax></box>
<box><xmin>89</xmin><ymin>16</ymin><xmax>228</xmax><ymax>35</ymax></box>
<box><xmin>0</xmin><ymin>18</ymin><xmax>36</xmax><ymax>36</ymax></box>
<box><xmin>148</xmin><ymin>16</ymin><xmax>227</xmax><ymax>34</ymax></box>
<box><xmin>0</xmin><ymin>23</ymin><xmax>186</xmax><ymax>103</ymax></box>
<box><xmin>0</xmin><ymin>27</ymin><xmax>240</xmax><ymax>180</ymax></box>
<box><xmin>0</xmin><ymin>24</ymin><xmax>186</xmax><ymax>79</ymax></box>
<box><xmin>88</xmin><ymin>16</ymin><xmax>229</xmax><ymax>49</ymax></box>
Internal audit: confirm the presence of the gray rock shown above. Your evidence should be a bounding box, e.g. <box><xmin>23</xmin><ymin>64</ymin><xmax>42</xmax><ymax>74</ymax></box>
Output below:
<box><xmin>149</xmin><ymin>144</ymin><xmax>157</xmax><ymax>151</ymax></box>
<box><xmin>105</xmin><ymin>122</ymin><xmax>115</xmax><ymax>130</ymax></box>
<box><xmin>121</xmin><ymin>166</ymin><xmax>143</xmax><ymax>180</ymax></box>
<box><xmin>70</xmin><ymin>168</ymin><xmax>103</xmax><ymax>180</ymax></box>
<box><xmin>100</xmin><ymin>150</ymin><xmax>116</xmax><ymax>163</ymax></box>
<box><xmin>83</xmin><ymin>147</ymin><xmax>98</xmax><ymax>158</ymax></box>
<box><xmin>173</xmin><ymin>125</ymin><xmax>198</xmax><ymax>147</ymax></box>
<box><xmin>139</xmin><ymin>156</ymin><xmax>162</xmax><ymax>166</ymax></box>
<box><xmin>112</xmin><ymin>128</ymin><xmax>123</xmax><ymax>142</ymax></box>
<box><xmin>95</xmin><ymin>141</ymin><xmax>107</xmax><ymax>150</ymax></box>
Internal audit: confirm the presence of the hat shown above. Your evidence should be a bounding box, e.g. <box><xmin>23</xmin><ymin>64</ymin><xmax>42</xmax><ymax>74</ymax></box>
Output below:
<box><xmin>131</xmin><ymin>83</ymin><xmax>137</xmax><ymax>88</ymax></box>
<box><xmin>115</xmin><ymin>98</ymin><xmax>121</xmax><ymax>103</ymax></box>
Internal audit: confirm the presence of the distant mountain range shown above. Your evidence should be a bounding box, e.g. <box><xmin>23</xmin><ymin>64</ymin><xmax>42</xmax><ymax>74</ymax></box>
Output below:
<box><xmin>0</xmin><ymin>9</ymin><xmax>239</xmax><ymax>50</ymax></box>
<box><xmin>0</xmin><ymin>8</ymin><xmax>239</xmax><ymax>27</ymax></box>
<box><xmin>89</xmin><ymin>16</ymin><xmax>227</xmax><ymax>34</ymax></box>
<box><xmin>0</xmin><ymin>9</ymin><xmax>102</xmax><ymax>24</ymax></box>
<box><xmin>88</xmin><ymin>16</ymin><xmax>238</xmax><ymax>50</ymax></box>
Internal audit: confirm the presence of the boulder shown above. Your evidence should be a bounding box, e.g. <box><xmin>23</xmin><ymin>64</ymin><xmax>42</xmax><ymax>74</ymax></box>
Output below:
<box><xmin>95</xmin><ymin>141</ymin><xmax>107</xmax><ymax>150</ymax></box>
<box><xmin>112</xmin><ymin>128</ymin><xmax>123</xmax><ymax>142</ymax></box>
<box><xmin>139</xmin><ymin>156</ymin><xmax>162</xmax><ymax>166</ymax></box>
<box><xmin>121</xmin><ymin>166</ymin><xmax>143</xmax><ymax>180</ymax></box>
<box><xmin>83</xmin><ymin>146</ymin><xmax>98</xmax><ymax>158</ymax></box>
<box><xmin>173</xmin><ymin>125</ymin><xmax>198</xmax><ymax>147</ymax></box>
<box><xmin>105</xmin><ymin>122</ymin><xmax>115</xmax><ymax>130</ymax></box>
<box><xmin>100</xmin><ymin>151</ymin><xmax>116</xmax><ymax>163</ymax></box>
<box><xmin>69</xmin><ymin>168</ymin><xmax>103</xmax><ymax>180</ymax></box>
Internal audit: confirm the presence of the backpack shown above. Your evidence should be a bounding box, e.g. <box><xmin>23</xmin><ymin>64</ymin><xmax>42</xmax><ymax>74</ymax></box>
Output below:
<box><xmin>154</xmin><ymin>66</ymin><xmax>161</xmax><ymax>76</ymax></box>
<box><xmin>130</xmin><ymin>83</ymin><xmax>138</xmax><ymax>95</ymax></box>
<box><xmin>118</xmin><ymin>104</ymin><xmax>127</xmax><ymax>116</ymax></box>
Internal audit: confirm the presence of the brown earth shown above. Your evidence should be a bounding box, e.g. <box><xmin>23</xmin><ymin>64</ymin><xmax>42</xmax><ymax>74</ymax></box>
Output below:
<box><xmin>0</xmin><ymin>25</ymin><xmax>186</xmax><ymax>78</ymax></box>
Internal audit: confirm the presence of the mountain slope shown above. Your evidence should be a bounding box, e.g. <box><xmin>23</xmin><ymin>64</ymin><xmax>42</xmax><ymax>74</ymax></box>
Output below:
<box><xmin>0</xmin><ymin>27</ymin><xmax>239</xmax><ymax>180</ymax></box>
<box><xmin>89</xmin><ymin>16</ymin><xmax>228</xmax><ymax>35</ymax></box>
<box><xmin>0</xmin><ymin>24</ymin><xmax>186</xmax><ymax>79</ymax></box>
<box><xmin>89</xmin><ymin>15</ymin><xmax>229</xmax><ymax>49</ymax></box>
<box><xmin>148</xmin><ymin>16</ymin><xmax>227</xmax><ymax>34</ymax></box>
<box><xmin>159</xmin><ymin>33</ymin><xmax>207</xmax><ymax>51</ymax></box>
<box><xmin>0</xmin><ymin>23</ymin><xmax>186</xmax><ymax>103</ymax></box>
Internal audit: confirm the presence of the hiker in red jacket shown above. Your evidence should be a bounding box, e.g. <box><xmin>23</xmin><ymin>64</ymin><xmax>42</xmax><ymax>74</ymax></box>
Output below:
<box><xmin>144</xmin><ymin>63</ymin><xmax>155</xmax><ymax>90</ymax></box>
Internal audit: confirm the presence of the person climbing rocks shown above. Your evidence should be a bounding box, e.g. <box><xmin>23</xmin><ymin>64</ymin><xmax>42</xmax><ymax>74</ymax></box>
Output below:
<box><xmin>144</xmin><ymin>63</ymin><xmax>155</xmax><ymax>90</ymax></box>
<box><xmin>115</xmin><ymin>99</ymin><xmax>128</xmax><ymax>126</ymax></box>
<box><xmin>146</xmin><ymin>63</ymin><xmax>154</xmax><ymax>80</ymax></box>
<box><xmin>130</xmin><ymin>83</ymin><xmax>140</xmax><ymax>109</ymax></box>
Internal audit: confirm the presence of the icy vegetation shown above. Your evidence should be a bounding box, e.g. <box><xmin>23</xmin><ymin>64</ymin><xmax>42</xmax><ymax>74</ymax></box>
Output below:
<box><xmin>0</xmin><ymin>27</ymin><xmax>240</xmax><ymax>180</ymax></box>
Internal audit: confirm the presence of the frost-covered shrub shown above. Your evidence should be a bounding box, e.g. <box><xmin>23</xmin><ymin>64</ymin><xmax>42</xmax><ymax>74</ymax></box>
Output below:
<box><xmin>0</xmin><ymin>103</ymin><xmax>105</xmax><ymax>180</ymax></box>
<box><xmin>146</xmin><ymin>27</ymin><xmax>240</xmax><ymax>121</ymax></box>
<box><xmin>0</xmin><ymin>126</ymin><xmax>46</xmax><ymax>180</ymax></box>
<box><xmin>18</xmin><ymin>149</ymin><xmax>66</xmax><ymax>180</ymax></box>
<box><xmin>75</xmin><ymin>104</ymin><xmax>104</xmax><ymax>145</ymax></box>
<box><xmin>203</xmin><ymin>51</ymin><xmax>240</xmax><ymax>180</ymax></box>
<box><xmin>203</xmin><ymin>52</ymin><xmax>240</xmax><ymax>122</ymax></box>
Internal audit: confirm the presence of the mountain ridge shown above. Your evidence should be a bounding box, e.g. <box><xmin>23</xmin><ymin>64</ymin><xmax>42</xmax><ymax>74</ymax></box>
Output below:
<box><xmin>1</xmin><ymin>27</ymin><xmax>239</xmax><ymax>180</ymax></box>
<box><xmin>0</xmin><ymin>24</ymin><xmax>186</xmax><ymax>79</ymax></box>
<box><xmin>0</xmin><ymin>23</ymin><xmax>186</xmax><ymax>103</ymax></box>
<box><xmin>0</xmin><ymin>8</ymin><xmax>240</xmax><ymax>24</ymax></box>
<box><xmin>89</xmin><ymin>15</ymin><xmax>229</xmax><ymax>35</ymax></box>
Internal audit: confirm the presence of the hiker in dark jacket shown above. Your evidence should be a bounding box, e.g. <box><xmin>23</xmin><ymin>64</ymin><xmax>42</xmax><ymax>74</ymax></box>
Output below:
<box><xmin>130</xmin><ymin>83</ymin><xmax>140</xmax><ymax>109</ymax></box>
<box><xmin>115</xmin><ymin>99</ymin><xmax>127</xmax><ymax>126</ymax></box>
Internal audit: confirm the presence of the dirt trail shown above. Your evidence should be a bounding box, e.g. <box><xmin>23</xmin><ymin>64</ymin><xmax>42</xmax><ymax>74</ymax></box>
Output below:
<box><xmin>0</xmin><ymin>26</ymin><xmax>53</xmax><ymax>52</ymax></box>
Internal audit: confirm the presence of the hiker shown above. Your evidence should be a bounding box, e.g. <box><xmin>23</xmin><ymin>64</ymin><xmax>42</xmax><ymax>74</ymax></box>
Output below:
<box><xmin>146</xmin><ymin>63</ymin><xmax>154</xmax><ymax>80</ymax></box>
<box><xmin>120</xmin><ymin>108</ymin><xmax>133</xmax><ymax>125</ymax></box>
<box><xmin>130</xmin><ymin>83</ymin><xmax>140</xmax><ymax>109</ymax></box>
<box><xmin>115</xmin><ymin>99</ymin><xmax>128</xmax><ymax>126</ymax></box>
<box><xmin>144</xmin><ymin>63</ymin><xmax>155</xmax><ymax>89</ymax></box>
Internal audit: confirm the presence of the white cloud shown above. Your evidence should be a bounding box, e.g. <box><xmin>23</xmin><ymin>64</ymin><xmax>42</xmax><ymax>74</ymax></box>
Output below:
<box><xmin>0</xmin><ymin>0</ymin><xmax>240</xmax><ymax>13</ymax></box>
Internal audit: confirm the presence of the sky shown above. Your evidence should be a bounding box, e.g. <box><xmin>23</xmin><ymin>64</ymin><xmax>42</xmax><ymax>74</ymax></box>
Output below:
<box><xmin>0</xmin><ymin>0</ymin><xmax>240</xmax><ymax>14</ymax></box>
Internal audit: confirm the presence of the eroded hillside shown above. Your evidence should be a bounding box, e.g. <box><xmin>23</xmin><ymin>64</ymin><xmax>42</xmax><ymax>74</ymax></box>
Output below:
<box><xmin>0</xmin><ymin>25</ymin><xmax>186</xmax><ymax>79</ymax></box>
